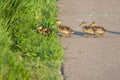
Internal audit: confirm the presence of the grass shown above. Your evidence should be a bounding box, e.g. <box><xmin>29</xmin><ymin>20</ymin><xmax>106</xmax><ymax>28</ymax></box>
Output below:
<box><xmin>0</xmin><ymin>19</ymin><xmax>30</xmax><ymax>80</ymax></box>
<box><xmin>0</xmin><ymin>0</ymin><xmax>64</xmax><ymax>80</ymax></box>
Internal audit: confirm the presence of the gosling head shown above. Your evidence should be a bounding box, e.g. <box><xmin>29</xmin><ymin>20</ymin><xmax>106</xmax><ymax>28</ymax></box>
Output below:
<box><xmin>37</xmin><ymin>26</ymin><xmax>43</xmax><ymax>31</ymax></box>
<box><xmin>56</xmin><ymin>19</ymin><xmax>62</xmax><ymax>26</ymax></box>
<box><xmin>79</xmin><ymin>22</ymin><xmax>87</xmax><ymax>27</ymax></box>
<box><xmin>90</xmin><ymin>22</ymin><xmax>97</xmax><ymax>27</ymax></box>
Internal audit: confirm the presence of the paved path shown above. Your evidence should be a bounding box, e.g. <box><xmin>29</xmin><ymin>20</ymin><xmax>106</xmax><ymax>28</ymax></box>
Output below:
<box><xmin>58</xmin><ymin>0</ymin><xmax>120</xmax><ymax>80</ymax></box>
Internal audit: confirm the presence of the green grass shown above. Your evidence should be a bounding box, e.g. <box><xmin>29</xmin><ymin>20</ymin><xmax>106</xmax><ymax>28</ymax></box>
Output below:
<box><xmin>0</xmin><ymin>19</ymin><xmax>30</xmax><ymax>80</ymax></box>
<box><xmin>0</xmin><ymin>0</ymin><xmax>64</xmax><ymax>80</ymax></box>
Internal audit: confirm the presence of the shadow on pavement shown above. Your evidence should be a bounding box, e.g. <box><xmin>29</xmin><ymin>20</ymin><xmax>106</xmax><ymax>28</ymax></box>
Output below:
<box><xmin>108</xmin><ymin>30</ymin><xmax>120</xmax><ymax>35</ymax></box>
<box><xmin>73</xmin><ymin>31</ymin><xmax>85</xmax><ymax>36</ymax></box>
<box><xmin>61</xmin><ymin>65</ymin><xmax>66</xmax><ymax>80</ymax></box>
<box><xmin>73</xmin><ymin>30</ymin><xmax>120</xmax><ymax>36</ymax></box>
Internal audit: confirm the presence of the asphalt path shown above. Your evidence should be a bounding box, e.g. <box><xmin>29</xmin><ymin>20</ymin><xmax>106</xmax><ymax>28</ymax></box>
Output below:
<box><xmin>58</xmin><ymin>0</ymin><xmax>120</xmax><ymax>80</ymax></box>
